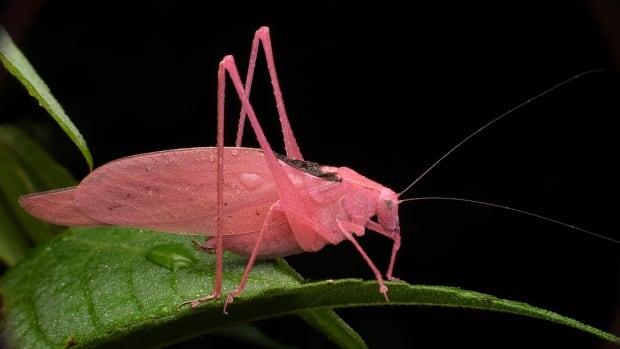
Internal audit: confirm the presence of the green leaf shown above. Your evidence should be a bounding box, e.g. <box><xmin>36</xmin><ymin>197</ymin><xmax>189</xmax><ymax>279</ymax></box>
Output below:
<box><xmin>0</xmin><ymin>25</ymin><xmax>92</xmax><ymax>170</ymax></box>
<box><xmin>297</xmin><ymin>308</ymin><xmax>367</xmax><ymax>349</ymax></box>
<box><xmin>1</xmin><ymin>227</ymin><xmax>617</xmax><ymax>348</ymax></box>
<box><xmin>0</xmin><ymin>126</ymin><xmax>77</xmax><ymax>266</ymax></box>
<box><xmin>0</xmin><ymin>194</ymin><xmax>28</xmax><ymax>267</ymax></box>
<box><xmin>206</xmin><ymin>323</ymin><xmax>297</xmax><ymax>349</ymax></box>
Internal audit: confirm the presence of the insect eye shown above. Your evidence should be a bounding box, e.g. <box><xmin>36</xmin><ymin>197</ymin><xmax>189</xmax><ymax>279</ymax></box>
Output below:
<box><xmin>384</xmin><ymin>200</ymin><xmax>393</xmax><ymax>210</ymax></box>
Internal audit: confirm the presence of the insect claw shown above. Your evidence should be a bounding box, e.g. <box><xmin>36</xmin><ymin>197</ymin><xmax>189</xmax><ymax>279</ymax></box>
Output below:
<box><xmin>191</xmin><ymin>239</ymin><xmax>215</xmax><ymax>253</ymax></box>
<box><xmin>190</xmin><ymin>239</ymin><xmax>204</xmax><ymax>249</ymax></box>
<box><xmin>223</xmin><ymin>293</ymin><xmax>237</xmax><ymax>315</ymax></box>
<box><xmin>176</xmin><ymin>300</ymin><xmax>192</xmax><ymax>311</ymax></box>
<box><xmin>380</xmin><ymin>284</ymin><xmax>390</xmax><ymax>302</ymax></box>
<box><xmin>387</xmin><ymin>275</ymin><xmax>401</xmax><ymax>282</ymax></box>
<box><xmin>177</xmin><ymin>293</ymin><xmax>220</xmax><ymax>311</ymax></box>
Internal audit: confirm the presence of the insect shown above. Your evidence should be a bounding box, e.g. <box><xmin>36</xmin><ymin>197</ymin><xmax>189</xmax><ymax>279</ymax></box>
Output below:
<box><xmin>19</xmin><ymin>27</ymin><xmax>402</xmax><ymax>313</ymax></box>
<box><xmin>17</xmin><ymin>26</ymin><xmax>611</xmax><ymax>314</ymax></box>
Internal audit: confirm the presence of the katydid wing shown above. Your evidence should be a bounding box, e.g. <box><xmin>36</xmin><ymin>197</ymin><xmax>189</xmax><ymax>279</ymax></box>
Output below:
<box><xmin>18</xmin><ymin>27</ymin><xmax>402</xmax><ymax>311</ymax></box>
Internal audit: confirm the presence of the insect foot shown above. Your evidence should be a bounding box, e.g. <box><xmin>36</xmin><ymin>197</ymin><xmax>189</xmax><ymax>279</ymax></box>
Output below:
<box><xmin>380</xmin><ymin>284</ymin><xmax>389</xmax><ymax>302</ymax></box>
<box><xmin>223</xmin><ymin>290</ymin><xmax>242</xmax><ymax>315</ymax></box>
<box><xmin>177</xmin><ymin>293</ymin><xmax>220</xmax><ymax>311</ymax></box>
<box><xmin>190</xmin><ymin>238</ymin><xmax>216</xmax><ymax>254</ymax></box>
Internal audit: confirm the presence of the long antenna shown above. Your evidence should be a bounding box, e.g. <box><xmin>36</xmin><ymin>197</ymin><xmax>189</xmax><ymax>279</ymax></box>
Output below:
<box><xmin>398</xmin><ymin>69</ymin><xmax>604</xmax><ymax>197</ymax></box>
<box><xmin>401</xmin><ymin>196</ymin><xmax>619</xmax><ymax>245</ymax></box>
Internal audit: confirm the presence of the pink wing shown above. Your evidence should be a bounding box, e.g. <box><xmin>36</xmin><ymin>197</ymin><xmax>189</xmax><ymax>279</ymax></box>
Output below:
<box><xmin>20</xmin><ymin>147</ymin><xmax>281</xmax><ymax>235</ymax></box>
<box><xmin>19</xmin><ymin>187</ymin><xmax>104</xmax><ymax>226</ymax></box>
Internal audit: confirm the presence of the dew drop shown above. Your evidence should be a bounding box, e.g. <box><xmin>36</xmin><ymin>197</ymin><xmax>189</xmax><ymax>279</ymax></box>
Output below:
<box><xmin>146</xmin><ymin>244</ymin><xmax>196</xmax><ymax>271</ymax></box>
<box><xmin>239</xmin><ymin>173</ymin><xmax>262</xmax><ymax>190</ymax></box>
<box><xmin>209</xmin><ymin>154</ymin><xmax>215</xmax><ymax>162</ymax></box>
<box><xmin>231</xmin><ymin>149</ymin><xmax>239</xmax><ymax>156</ymax></box>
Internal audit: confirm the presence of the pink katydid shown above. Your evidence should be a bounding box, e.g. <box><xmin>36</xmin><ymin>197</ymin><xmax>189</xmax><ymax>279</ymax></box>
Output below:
<box><xmin>19</xmin><ymin>26</ymin><xmax>402</xmax><ymax>313</ymax></box>
<box><xmin>18</xmin><ymin>27</ymin><xmax>612</xmax><ymax>314</ymax></box>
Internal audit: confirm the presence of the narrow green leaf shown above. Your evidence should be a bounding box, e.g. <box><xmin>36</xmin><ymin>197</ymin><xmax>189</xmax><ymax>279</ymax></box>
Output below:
<box><xmin>0</xmin><ymin>126</ymin><xmax>53</xmax><ymax>265</ymax></box>
<box><xmin>208</xmin><ymin>323</ymin><xmax>296</xmax><ymax>349</ymax></box>
<box><xmin>0</xmin><ymin>126</ymin><xmax>76</xmax><ymax>259</ymax></box>
<box><xmin>268</xmin><ymin>258</ymin><xmax>367</xmax><ymax>348</ymax></box>
<box><xmin>0</xmin><ymin>126</ymin><xmax>76</xmax><ymax>193</ymax></box>
<box><xmin>0</xmin><ymin>193</ymin><xmax>29</xmax><ymax>267</ymax></box>
<box><xmin>297</xmin><ymin>308</ymin><xmax>367</xmax><ymax>349</ymax></box>
<box><xmin>1</xmin><ymin>227</ymin><xmax>617</xmax><ymax>348</ymax></box>
<box><xmin>0</xmin><ymin>25</ymin><xmax>92</xmax><ymax>170</ymax></box>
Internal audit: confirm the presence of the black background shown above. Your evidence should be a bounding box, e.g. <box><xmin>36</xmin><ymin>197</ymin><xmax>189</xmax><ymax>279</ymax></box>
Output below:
<box><xmin>1</xmin><ymin>1</ymin><xmax>619</xmax><ymax>348</ymax></box>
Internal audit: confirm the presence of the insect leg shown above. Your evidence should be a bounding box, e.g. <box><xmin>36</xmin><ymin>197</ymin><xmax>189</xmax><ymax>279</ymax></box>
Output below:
<box><xmin>235</xmin><ymin>26</ymin><xmax>303</xmax><ymax>160</ymax></box>
<box><xmin>336</xmin><ymin>219</ymin><xmax>390</xmax><ymax>301</ymax></box>
<box><xmin>366</xmin><ymin>220</ymin><xmax>401</xmax><ymax>281</ymax></box>
<box><xmin>222</xmin><ymin>201</ymin><xmax>284</xmax><ymax>314</ymax></box>
<box><xmin>222</xmin><ymin>56</ymin><xmax>312</xmax><ymax>228</ymax></box>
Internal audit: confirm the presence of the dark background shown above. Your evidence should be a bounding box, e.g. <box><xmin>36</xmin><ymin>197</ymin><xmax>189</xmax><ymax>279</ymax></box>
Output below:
<box><xmin>1</xmin><ymin>1</ymin><xmax>619</xmax><ymax>348</ymax></box>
